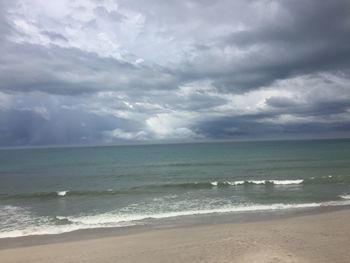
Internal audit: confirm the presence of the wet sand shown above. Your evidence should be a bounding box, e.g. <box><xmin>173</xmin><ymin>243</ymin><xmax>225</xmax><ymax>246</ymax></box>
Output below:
<box><xmin>1</xmin><ymin>209</ymin><xmax>350</xmax><ymax>263</ymax></box>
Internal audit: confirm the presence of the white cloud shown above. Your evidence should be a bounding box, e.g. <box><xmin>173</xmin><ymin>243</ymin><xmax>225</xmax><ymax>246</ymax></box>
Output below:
<box><xmin>0</xmin><ymin>92</ymin><xmax>13</xmax><ymax>110</ymax></box>
<box><xmin>135</xmin><ymin>58</ymin><xmax>144</xmax><ymax>65</ymax></box>
<box><xmin>145</xmin><ymin>113</ymin><xmax>201</xmax><ymax>139</ymax></box>
<box><xmin>108</xmin><ymin>129</ymin><xmax>147</xmax><ymax>140</ymax></box>
<box><xmin>8</xmin><ymin>0</ymin><xmax>131</xmax><ymax>60</ymax></box>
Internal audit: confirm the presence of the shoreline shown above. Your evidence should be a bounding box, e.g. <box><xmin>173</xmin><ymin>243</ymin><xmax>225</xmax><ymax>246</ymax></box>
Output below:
<box><xmin>0</xmin><ymin>205</ymin><xmax>348</xmax><ymax>250</ymax></box>
<box><xmin>1</xmin><ymin>207</ymin><xmax>350</xmax><ymax>262</ymax></box>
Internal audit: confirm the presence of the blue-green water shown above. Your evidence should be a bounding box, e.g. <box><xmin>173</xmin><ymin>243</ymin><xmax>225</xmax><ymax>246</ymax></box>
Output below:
<box><xmin>1</xmin><ymin>139</ymin><xmax>350</xmax><ymax>238</ymax></box>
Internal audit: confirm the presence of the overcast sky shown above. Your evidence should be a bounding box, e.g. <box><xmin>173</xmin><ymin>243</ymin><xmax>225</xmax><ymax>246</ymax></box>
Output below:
<box><xmin>0</xmin><ymin>0</ymin><xmax>350</xmax><ymax>147</ymax></box>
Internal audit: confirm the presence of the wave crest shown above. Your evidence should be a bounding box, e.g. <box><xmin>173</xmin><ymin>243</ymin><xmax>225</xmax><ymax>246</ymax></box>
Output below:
<box><xmin>57</xmin><ymin>191</ymin><xmax>68</xmax><ymax>197</ymax></box>
<box><xmin>2</xmin><ymin>175</ymin><xmax>350</xmax><ymax>201</ymax></box>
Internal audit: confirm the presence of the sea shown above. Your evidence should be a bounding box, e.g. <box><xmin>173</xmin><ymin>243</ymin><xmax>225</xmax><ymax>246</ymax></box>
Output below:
<box><xmin>1</xmin><ymin>139</ymin><xmax>350</xmax><ymax>238</ymax></box>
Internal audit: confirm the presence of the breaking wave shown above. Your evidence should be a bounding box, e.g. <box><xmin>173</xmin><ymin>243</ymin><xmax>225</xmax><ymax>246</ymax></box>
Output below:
<box><xmin>1</xmin><ymin>175</ymin><xmax>349</xmax><ymax>201</ymax></box>
<box><xmin>57</xmin><ymin>191</ymin><xmax>68</xmax><ymax>196</ymax></box>
<box><xmin>1</xmin><ymin>200</ymin><xmax>350</xmax><ymax>238</ymax></box>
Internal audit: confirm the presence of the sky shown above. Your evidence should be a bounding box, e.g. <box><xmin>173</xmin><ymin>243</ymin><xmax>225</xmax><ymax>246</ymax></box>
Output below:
<box><xmin>0</xmin><ymin>0</ymin><xmax>350</xmax><ymax>147</ymax></box>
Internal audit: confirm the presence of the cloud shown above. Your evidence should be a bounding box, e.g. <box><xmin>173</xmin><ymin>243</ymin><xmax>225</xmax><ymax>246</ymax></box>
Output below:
<box><xmin>107</xmin><ymin>129</ymin><xmax>147</xmax><ymax>141</ymax></box>
<box><xmin>0</xmin><ymin>106</ymin><xmax>140</xmax><ymax>146</ymax></box>
<box><xmin>145</xmin><ymin>112</ymin><xmax>202</xmax><ymax>140</ymax></box>
<box><xmin>0</xmin><ymin>0</ymin><xmax>350</xmax><ymax>146</ymax></box>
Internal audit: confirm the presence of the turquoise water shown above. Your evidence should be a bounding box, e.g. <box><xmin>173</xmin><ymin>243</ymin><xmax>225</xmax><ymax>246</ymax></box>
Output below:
<box><xmin>1</xmin><ymin>139</ymin><xmax>350</xmax><ymax>237</ymax></box>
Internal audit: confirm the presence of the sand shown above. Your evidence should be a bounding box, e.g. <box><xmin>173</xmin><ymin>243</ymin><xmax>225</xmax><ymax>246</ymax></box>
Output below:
<box><xmin>1</xmin><ymin>209</ymin><xmax>350</xmax><ymax>263</ymax></box>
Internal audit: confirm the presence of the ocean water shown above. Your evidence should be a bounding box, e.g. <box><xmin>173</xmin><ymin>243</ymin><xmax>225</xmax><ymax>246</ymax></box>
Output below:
<box><xmin>1</xmin><ymin>139</ymin><xmax>350</xmax><ymax>238</ymax></box>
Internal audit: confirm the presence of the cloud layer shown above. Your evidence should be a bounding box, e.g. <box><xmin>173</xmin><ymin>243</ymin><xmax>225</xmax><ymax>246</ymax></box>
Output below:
<box><xmin>0</xmin><ymin>0</ymin><xmax>350</xmax><ymax>146</ymax></box>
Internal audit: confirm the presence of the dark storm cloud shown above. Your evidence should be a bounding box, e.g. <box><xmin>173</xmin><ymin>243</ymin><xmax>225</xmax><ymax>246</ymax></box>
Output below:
<box><xmin>0</xmin><ymin>109</ymin><xmax>48</xmax><ymax>146</ymax></box>
<box><xmin>195</xmin><ymin>112</ymin><xmax>350</xmax><ymax>141</ymax></box>
<box><xmin>265</xmin><ymin>97</ymin><xmax>297</xmax><ymax>108</ymax></box>
<box><xmin>265</xmin><ymin>95</ymin><xmax>350</xmax><ymax>117</ymax></box>
<box><xmin>181</xmin><ymin>0</ymin><xmax>350</xmax><ymax>92</ymax></box>
<box><xmin>1</xmin><ymin>0</ymin><xmax>349</xmax><ymax>95</ymax></box>
<box><xmin>0</xmin><ymin>42</ymin><xmax>177</xmax><ymax>95</ymax></box>
<box><xmin>0</xmin><ymin>0</ymin><xmax>349</xmax><ymax>146</ymax></box>
<box><xmin>227</xmin><ymin>1</ymin><xmax>350</xmax><ymax>48</ymax></box>
<box><xmin>0</xmin><ymin>108</ymin><xmax>140</xmax><ymax>147</ymax></box>
<box><xmin>195</xmin><ymin>114</ymin><xmax>274</xmax><ymax>139</ymax></box>
<box><xmin>196</xmin><ymin>86</ymin><xmax>350</xmax><ymax>140</ymax></box>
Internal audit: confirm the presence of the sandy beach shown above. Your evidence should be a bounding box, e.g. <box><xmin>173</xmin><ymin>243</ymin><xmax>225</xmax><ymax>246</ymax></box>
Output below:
<box><xmin>0</xmin><ymin>209</ymin><xmax>349</xmax><ymax>263</ymax></box>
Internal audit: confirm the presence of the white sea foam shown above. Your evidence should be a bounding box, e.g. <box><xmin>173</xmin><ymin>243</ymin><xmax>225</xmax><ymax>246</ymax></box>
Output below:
<box><xmin>57</xmin><ymin>191</ymin><xmax>68</xmax><ymax>196</ymax></box>
<box><xmin>1</xmin><ymin>200</ymin><xmax>350</xmax><ymax>238</ymax></box>
<box><xmin>339</xmin><ymin>195</ymin><xmax>350</xmax><ymax>200</ymax></box>
<box><xmin>0</xmin><ymin>222</ymin><xmax>132</xmax><ymax>239</ymax></box>
<box><xmin>224</xmin><ymin>181</ymin><xmax>244</xmax><ymax>186</ymax></box>
<box><xmin>225</xmin><ymin>179</ymin><xmax>303</xmax><ymax>185</ymax></box>
<box><xmin>269</xmin><ymin>179</ymin><xmax>304</xmax><ymax>185</ymax></box>
<box><xmin>247</xmin><ymin>180</ymin><xmax>266</xmax><ymax>184</ymax></box>
<box><xmin>210</xmin><ymin>181</ymin><xmax>218</xmax><ymax>186</ymax></box>
<box><xmin>0</xmin><ymin>205</ymin><xmax>36</xmax><ymax>224</ymax></box>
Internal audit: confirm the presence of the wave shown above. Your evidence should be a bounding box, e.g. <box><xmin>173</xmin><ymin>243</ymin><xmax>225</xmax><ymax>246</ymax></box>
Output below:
<box><xmin>0</xmin><ymin>180</ymin><xmax>300</xmax><ymax>199</ymax></box>
<box><xmin>0</xmin><ymin>189</ymin><xmax>133</xmax><ymax>200</ymax></box>
<box><xmin>158</xmin><ymin>179</ymin><xmax>305</xmax><ymax>189</ymax></box>
<box><xmin>159</xmin><ymin>175</ymin><xmax>350</xmax><ymax>188</ymax></box>
<box><xmin>339</xmin><ymin>195</ymin><xmax>350</xmax><ymax>200</ymax></box>
<box><xmin>210</xmin><ymin>179</ymin><xmax>303</xmax><ymax>186</ymax></box>
<box><xmin>1</xmin><ymin>200</ymin><xmax>350</xmax><ymax>238</ymax></box>
<box><xmin>269</xmin><ymin>179</ymin><xmax>304</xmax><ymax>185</ymax></box>
<box><xmin>304</xmin><ymin>175</ymin><xmax>350</xmax><ymax>184</ymax></box>
<box><xmin>1</xmin><ymin>176</ymin><xmax>349</xmax><ymax>201</ymax></box>
<box><xmin>146</xmin><ymin>161</ymin><xmax>230</xmax><ymax>168</ymax></box>
<box><xmin>57</xmin><ymin>191</ymin><xmax>68</xmax><ymax>196</ymax></box>
<box><xmin>0</xmin><ymin>220</ymin><xmax>137</xmax><ymax>239</ymax></box>
<box><xmin>222</xmin><ymin>179</ymin><xmax>304</xmax><ymax>186</ymax></box>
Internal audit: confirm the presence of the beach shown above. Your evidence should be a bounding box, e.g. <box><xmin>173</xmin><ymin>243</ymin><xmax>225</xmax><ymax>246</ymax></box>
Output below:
<box><xmin>1</xmin><ymin>209</ymin><xmax>349</xmax><ymax>263</ymax></box>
